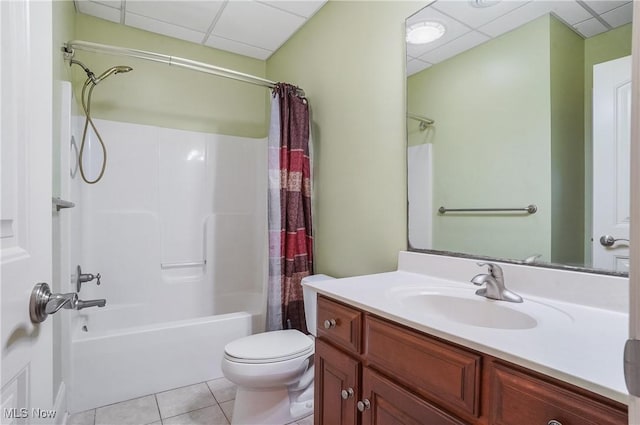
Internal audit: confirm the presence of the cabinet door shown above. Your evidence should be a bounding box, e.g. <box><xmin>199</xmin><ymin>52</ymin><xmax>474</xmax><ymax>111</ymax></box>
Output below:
<box><xmin>315</xmin><ymin>339</ymin><xmax>360</xmax><ymax>425</ymax></box>
<box><xmin>360</xmin><ymin>368</ymin><xmax>468</xmax><ymax>425</ymax></box>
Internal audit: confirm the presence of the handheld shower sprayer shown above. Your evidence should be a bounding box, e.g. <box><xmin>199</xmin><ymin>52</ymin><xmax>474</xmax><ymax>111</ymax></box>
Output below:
<box><xmin>93</xmin><ymin>66</ymin><xmax>133</xmax><ymax>84</ymax></box>
<box><xmin>69</xmin><ymin>60</ymin><xmax>133</xmax><ymax>184</ymax></box>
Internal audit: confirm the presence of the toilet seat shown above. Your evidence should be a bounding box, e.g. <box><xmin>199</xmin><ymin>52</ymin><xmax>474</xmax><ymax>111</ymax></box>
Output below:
<box><xmin>224</xmin><ymin>329</ymin><xmax>314</xmax><ymax>364</ymax></box>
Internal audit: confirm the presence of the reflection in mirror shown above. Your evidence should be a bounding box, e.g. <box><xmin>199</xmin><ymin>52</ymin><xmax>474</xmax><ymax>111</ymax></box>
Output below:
<box><xmin>406</xmin><ymin>0</ymin><xmax>632</xmax><ymax>275</ymax></box>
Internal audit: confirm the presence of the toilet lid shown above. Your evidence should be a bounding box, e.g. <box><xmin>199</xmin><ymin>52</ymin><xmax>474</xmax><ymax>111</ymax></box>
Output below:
<box><xmin>224</xmin><ymin>330</ymin><xmax>313</xmax><ymax>363</ymax></box>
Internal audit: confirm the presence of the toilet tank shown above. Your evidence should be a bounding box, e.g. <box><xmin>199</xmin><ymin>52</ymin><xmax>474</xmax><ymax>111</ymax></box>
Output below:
<box><xmin>302</xmin><ymin>274</ymin><xmax>335</xmax><ymax>336</ymax></box>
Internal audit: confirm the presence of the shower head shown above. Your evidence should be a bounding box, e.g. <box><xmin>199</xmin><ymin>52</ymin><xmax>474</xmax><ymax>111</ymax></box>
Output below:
<box><xmin>93</xmin><ymin>65</ymin><xmax>133</xmax><ymax>84</ymax></box>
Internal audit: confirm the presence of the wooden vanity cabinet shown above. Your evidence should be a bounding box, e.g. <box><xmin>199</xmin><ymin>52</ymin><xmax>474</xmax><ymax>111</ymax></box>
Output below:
<box><xmin>315</xmin><ymin>295</ymin><xmax>474</xmax><ymax>425</ymax></box>
<box><xmin>314</xmin><ymin>294</ymin><xmax>628</xmax><ymax>425</ymax></box>
<box><xmin>490</xmin><ymin>362</ymin><xmax>627</xmax><ymax>425</ymax></box>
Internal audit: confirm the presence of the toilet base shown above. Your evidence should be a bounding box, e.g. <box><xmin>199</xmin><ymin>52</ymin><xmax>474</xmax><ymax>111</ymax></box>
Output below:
<box><xmin>230</xmin><ymin>385</ymin><xmax>314</xmax><ymax>425</ymax></box>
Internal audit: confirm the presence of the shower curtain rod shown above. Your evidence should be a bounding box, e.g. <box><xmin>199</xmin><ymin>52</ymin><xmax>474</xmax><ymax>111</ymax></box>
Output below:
<box><xmin>63</xmin><ymin>40</ymin><xmax>305</xmax><ymax>97</ymax></box>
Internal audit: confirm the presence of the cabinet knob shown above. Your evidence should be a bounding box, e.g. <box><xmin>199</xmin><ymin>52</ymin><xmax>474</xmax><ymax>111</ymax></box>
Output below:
<box><xmin>357</xmin><ymin>399</ymin><xmax>371</xmax><ymax>412</ymax></box>
<box><xmin>323</xmin><ymin>318</ymin><xmax>337</xmax><ymax>329</ymax></box>
<box><xmin>341</xmin><ymin>388</ymin><xmax>354</xmax><ymax>400</ymax></box>
<box><xmin>548</xmin><ymin>421</ymin><xmax>563</xmax><ymax>425</ymax></box>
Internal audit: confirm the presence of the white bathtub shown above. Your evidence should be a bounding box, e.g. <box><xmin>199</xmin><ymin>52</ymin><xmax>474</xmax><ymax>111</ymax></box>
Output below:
<box><xmin>69</xmin><ymin>308</ymin><xmax>256</xmax><ymax>413</ymax></box>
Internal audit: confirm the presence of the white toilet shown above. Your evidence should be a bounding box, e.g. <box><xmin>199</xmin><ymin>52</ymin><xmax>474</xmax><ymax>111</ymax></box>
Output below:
<box><xmin>222</xmin><ymin>274</ymin><xmax>334</xmax><ymax>425</ymax></box>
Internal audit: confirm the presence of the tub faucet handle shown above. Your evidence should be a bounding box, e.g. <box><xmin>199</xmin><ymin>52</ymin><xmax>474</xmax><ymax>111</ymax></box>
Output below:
<box><xmin>76</xmin><ymin>265</ymin><xmax>102</xmax><ymax>291</ymax></box>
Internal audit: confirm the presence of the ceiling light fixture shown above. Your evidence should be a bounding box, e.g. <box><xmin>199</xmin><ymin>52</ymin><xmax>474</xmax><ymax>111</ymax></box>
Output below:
<box><xmin>406</xmin><ymin>21</ymin><xmax>446</xmax><ymax>45</ymax></box>
<box><xmin>469</xmin><ymin>0</ymin><xmax>501</xmax><ymax>8</ymax></box>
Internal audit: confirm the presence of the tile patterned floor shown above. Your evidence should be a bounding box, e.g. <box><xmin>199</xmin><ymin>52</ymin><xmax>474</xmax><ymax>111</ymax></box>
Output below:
<box><xmin>68</xmin><ymin>378</ymin><xmax>314</xmax><ymax>425</ymax></box>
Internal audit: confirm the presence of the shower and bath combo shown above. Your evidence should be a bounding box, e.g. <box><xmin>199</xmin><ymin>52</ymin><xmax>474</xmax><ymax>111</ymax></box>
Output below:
<box><xmin>69</xmin><ymin>59</ymin><xmax>132</xmax><ymax>184</ymax></box>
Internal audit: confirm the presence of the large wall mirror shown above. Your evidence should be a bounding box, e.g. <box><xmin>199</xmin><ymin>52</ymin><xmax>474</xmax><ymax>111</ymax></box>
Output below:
<box><xmin>406</xmin><ymin>0</ymin><xmax>632</xmax><ymax>275</ymax></box>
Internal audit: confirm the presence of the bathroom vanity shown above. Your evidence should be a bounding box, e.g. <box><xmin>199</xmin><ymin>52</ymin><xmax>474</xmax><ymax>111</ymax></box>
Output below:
<box><xmin>306</xmin><ymin>252</ymin><xmax>630</xmax><ymax>425</ymax></box>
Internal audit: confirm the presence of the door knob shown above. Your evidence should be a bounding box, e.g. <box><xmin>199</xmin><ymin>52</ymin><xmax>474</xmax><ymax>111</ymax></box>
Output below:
<box><xmin>30</xmin><ymin>282</ymin><xmax>77</xmax><ymax>323</ymax></box>
<box><xmin>599</xmin><ymin>235</ymin><xmax>629</xmax><ymax>247</ymax></box>
<box><xmin>357</xmin><ymin>399</ymin><xmax>370</xmax><ymax>412</ymax></box>
<box><xmin>323</xmin><ymin>319</ymin><xmax>337</xmax><ymax>329</ymax></box>
<box><xmin>341</xmin><ymin>388</ymin><xmax>354</xmax><ymax>400</ymax></box>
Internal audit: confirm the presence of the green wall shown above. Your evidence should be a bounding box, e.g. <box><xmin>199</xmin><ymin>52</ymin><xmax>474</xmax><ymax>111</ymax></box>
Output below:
<box><xmin>583</xmin><ymin>23</ymin><xmax>632</xmax><ymax>265</ymax></box>
<box><xmin>267</xmin><ymin>1</ymin><xmax>426</xmax><ymax>277</ymax></box>
<box><xmin>407</xmin><ymin>16</ymin><xmax>555</xmax><ymax>261</ymax></box>
<box><xmin>73</xmin><ymin>14</ymin><xmax>269</xmax><ymax>137</ymax></box>
<box><xmin>407</xmin><ymin>14</ymin><xmax>631</xmax><ymax>267</ymax></box>
<box><xmin>549</xmin><ymin>16</ymin><xmax>585</xmax><ymax>265</ymax></box>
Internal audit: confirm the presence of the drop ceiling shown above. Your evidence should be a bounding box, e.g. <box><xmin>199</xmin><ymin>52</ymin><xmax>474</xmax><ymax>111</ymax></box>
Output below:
<box><xmin>407</xmin><ymin>0</ymin><xmax>633</xmax><ymax>76</ymax></box>
<box><xmin>74</xmin><ymin>0</ymin><xmax>327</xmax><ymax>60</ymax></box>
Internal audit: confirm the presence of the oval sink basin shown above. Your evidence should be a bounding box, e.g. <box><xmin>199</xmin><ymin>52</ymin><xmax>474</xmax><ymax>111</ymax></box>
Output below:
<box><xmin>401</xmin><ymin>294</ymin><xmax>538</xmax><ymax>330</ymax></box>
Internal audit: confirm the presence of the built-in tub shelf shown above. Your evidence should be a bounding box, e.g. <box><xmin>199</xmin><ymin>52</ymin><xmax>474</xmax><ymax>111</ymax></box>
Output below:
<box><xmin>160</xmin><ymin>260</ymin><xmax>206</xmax><ymax>269</ymax></box>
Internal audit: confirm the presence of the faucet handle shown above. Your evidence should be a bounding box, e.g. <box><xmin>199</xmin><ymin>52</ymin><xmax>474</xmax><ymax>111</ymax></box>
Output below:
<box><xmin>476</xmin><ymin>262</ymin><xmax>503</xmax><ymax>279</ymax></box>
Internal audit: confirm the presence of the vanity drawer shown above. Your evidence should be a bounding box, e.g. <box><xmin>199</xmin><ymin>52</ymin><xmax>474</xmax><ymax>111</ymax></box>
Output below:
<box><xmin>317</xmin><ymin>295</ymin><xmax>362</xmax><ymax>354</ymax></box>
<box><xmin>490</xmin><ymin>362</ymin><xmax>627</xmax><ymax>425</ymax></box>
<box><xmin>363</xmin><ymin>315</ymin><xmax>481</xmax><ymax>418</ymax></box>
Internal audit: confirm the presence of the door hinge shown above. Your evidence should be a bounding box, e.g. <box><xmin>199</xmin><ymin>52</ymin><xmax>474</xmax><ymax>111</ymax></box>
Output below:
<box><xmin>624</xmin><ymin>339</ymin><xmax>640</xmax><ymax>396</ymax></box>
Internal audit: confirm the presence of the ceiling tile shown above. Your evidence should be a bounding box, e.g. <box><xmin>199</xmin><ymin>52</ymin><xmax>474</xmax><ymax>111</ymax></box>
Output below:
<box><xmin>125</xmin><ymin>12</ymin><xmax>206</xmax><ymax>44</ymax></box>
<box><xmin>573</xmin><ymin>17</ymin><xmax>609</xmax><ymax>37</ymax></box>
<box><xmin>547</xmin><ymin>1</ymin><xmax>593</xmax><ymax>25</ymax></box>
<box><xmin>205</xmin><ymin>35</ymin><xmax>273</xmax><ymax>60</ymax></box>
<box><xmin>92</xmin><ymin>0</ymin><xmax>122</xmax><ymax>9</ymax></box>
<box><xmin>600</xmin><ymin>2</ymin><xmax>633</xmax><ymax>28</ymax></box>
<box><xmin>211</xmin><ymin>1</ymin><xmax>306</xmax><ymax>51</ymax></box>
<box><xmin>406</xmin><ymin>7</ymin><xmax>475</xmax><ymax>59</ymax></box>
<box><xmin>126</xmin><ymin>1</ymin><xmax>224</xmax><ymax>32</ymax></box>
<box><xmin>76</xmin><ymin>0</ymin><xmax>121</xmax><ymax>23</ymax></box>
<box><xmin>258</xmin><ymin>0</ymin><xmax>326</xmax><ymax>18</ymax></box>
<box><xmin>582</xmin><ymin>0</ymin><xmax>630</xmax><ymax>15</ymax></box>
<box><xmin>431</xmin><ymin>0</ymin><xmax>527</xmax><ymax>29</ymax></box>
<box><xmin>419</xmin><ymin>30</ymin><xmax>490</xmax><ymax>65</ymax></box>
<box><xmin>478</xmin><ymin>1</ymin><xmax>557</xmax><ymax>37</ymax></box>
<box><xmin>407</xmin><ymin>58</ymin><xmax>432</xmax><ymax>76</ymax></box>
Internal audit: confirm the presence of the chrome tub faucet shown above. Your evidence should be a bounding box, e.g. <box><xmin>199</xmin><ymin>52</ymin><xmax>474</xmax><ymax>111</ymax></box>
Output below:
<box><xmin>471</xmin><ymin>262</ymin><xmax>523</xmax><ymax>303</ymax></box>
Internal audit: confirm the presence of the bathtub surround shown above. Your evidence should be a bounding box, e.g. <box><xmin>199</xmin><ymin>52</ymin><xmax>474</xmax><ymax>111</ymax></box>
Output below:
<box><xmin>267</xmin><ymin>83</ymin><xmax>314</xmax><ymax>332</ymax></box>
<box><xmin>68</xmin><ymin>118</ymin><xmax>267</xmax><ymax>412</ymax></box>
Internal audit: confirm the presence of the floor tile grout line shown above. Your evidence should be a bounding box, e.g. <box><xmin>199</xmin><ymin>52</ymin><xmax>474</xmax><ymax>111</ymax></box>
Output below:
<box><xmin>153</xmin><ymin>393</ymin><xmax>163</xmax><ymax>425</ymax></box>
<box><xmin>160</xmin><ymin>401</ymin><xmax>219</xmax><ymax>421</ymax></box>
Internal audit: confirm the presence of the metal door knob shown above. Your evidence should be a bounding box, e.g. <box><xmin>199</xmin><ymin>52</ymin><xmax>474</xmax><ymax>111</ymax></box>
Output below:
<box><xmin>341</xmin><ymin>388</ymin><xmax>354</xmax><ymax>400</ymax></box>
<box><xmin>357</xmin><ymin>399</ymin><xmax>370</xmax><ymax>412</ymax></box>
<box><xmin>599</xmin><ymin>235</ymin><xmax>630</xmax><ymax>247</ymax></box>
<box><xmin>323</xmin><ymin>319</ymin><xmax>337</xmax><ymax>329</ymax></box>
<box><xmin>548</xmin><ymin>420</ymin><xmax>562</xmax><ymax>425</ymax></box>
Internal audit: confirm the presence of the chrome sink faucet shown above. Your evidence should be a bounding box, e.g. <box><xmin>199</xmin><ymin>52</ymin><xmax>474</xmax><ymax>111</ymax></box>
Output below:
<box><xmin>471</xmin><ymin>262</ymin><xmax>523</xmax><ymax>303</ymax></box>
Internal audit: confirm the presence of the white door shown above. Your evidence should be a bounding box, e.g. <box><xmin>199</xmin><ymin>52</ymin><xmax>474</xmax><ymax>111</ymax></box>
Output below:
<box><xmin>1</xmin><ymin>1</ymin><xmax>54</xmax><ymax>423</ymax></box>
<box><xmin>592</xmin><ymin>56</ymin><xmax>632</xmax><ymax>272</ymax></box>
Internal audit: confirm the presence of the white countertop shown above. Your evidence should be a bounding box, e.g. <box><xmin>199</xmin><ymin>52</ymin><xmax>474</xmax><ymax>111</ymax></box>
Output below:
<box><xmin>304</xmin><ymin>253</ymin><xmax>630</xmax><ymax>405</ymax></box>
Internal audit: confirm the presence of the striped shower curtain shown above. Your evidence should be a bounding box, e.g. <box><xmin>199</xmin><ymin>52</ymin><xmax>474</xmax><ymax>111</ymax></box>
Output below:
<box><xmin>266</xmin><ymin>83</ymin><xmax>314</xmax><ymax>333</ymax></box>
